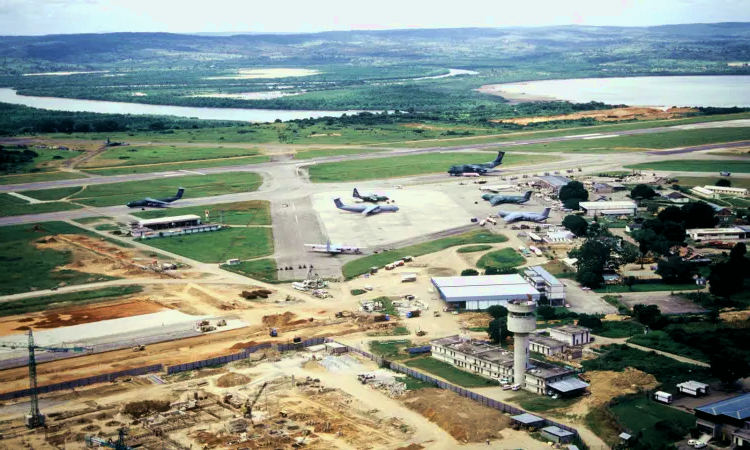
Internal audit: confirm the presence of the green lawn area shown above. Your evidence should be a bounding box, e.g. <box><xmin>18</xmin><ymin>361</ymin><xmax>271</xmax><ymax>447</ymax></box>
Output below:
<box><xmin>294</xmin><ymin>148</ymin><xmax>383</xmax><ymax>159</ymax></box>
<box><xmin>94</xmin><ymin>223</ymin><xmax>120</xmax><ymax>231</ymax></box>
<box><xmin>476</xmin><ymin>247</ymin><xmax>525</xmax><ymax>269</ymax></box>
<box><xmin>221</xmin><ymin>258</ymin><xmax>278</xmax><ymax>283</ymax></box>
<box><xmin>308</xmin><ymin>152</ymin><xmax>557</xmax><ymax>182</ymax></box>
<box><xmin>139</xmin><ymin>226</ymin><xmax>273</xmax><ymax>263</ymax></box>
<box><xmin>0</xmin><ymin>286</ymin><xmax>144</xmax><ymax>317</ymax></box>
<box><xmin>398</xmin><ymin>376</ymin><xmax>437</xmax><ymax>391</ymax></box>
<box><xmin>626</xmin><ymin>159</ymin><xmax>750</xmax><ymax>173</ymax></box>
<box><xmin>610</xmin><ymin>396</ymin><xmax>696</xmax><ymax>448</ymax></box>
<box><xmin>0</xmin><ymin>222</ymin><xmax>120</xmax><ymax>295</ymax></box>
<box><xmin>595</xmin><ymin>321</ymin><xmax>645</xmax><ymax>338</ymax></box>
<box><xmin>72</xmin><ymin>216</ymin><xmax>111</xmax><ymax>224</ymax></box>
<box><xmin>0</xmin><ymin>193</ymin><xmax>29</xmax><ymax>206</ymax></box>
<box><xmin>456</xmin><ymin>244</ymin><xmax>493</xmax><ymax>253</ymax></box>
<box><xmin>81</xmin><ymin>145</ymin><xmax>263</xmax><ymax>168</ymax></box>
<box><xmin>510</xmin><ymin>390</ymin><xmax>581</xmax><ymax>413</ymax></box>
<box><xmin>369</xmin><ymin>340</ymin><xmax>413</xmax><ymax>361</ymax></box>
<box><xmin>628</xmin><ymin>331</ymin><xmax>708</xmax><ymax>362</ymax></box>
<box><xmin>671</xmin><ymin>176</ymin><xmax>750</xmax><ymax>189</ymax></box>
<box><xmin>81</xmin><ymin>155</ymin><xmax>270</xmax><ymax>176</ymax></box>
<box><xmin>404</xmin><ymin>357</ymin><xmax>499</xmax><ymax>388</ymax></box>
<box><xmin>20</xmin><ymin>186</ymin><xmax>83</xmax><ymax>201</ymax></box>
<box><xmin>132</xmin><ymin>200</ymin><xmax>271</xmax><ymax>226</ymax></box>
<box><xmin>0</xmin><ymin>201</ymin><xmax>83</xmax><ymax>217</ymax></box>
<box><xmin>342</xmin><ymin>230</ymin><xmax>508</xmax><ymax>278</ymax></box>
<box><xmin>594</xmin><ymin>284</ymin><xmax>704</xmax><ymax>294</ymax></box>
<box><xmin>0</xmin><ymin>171</ymin><xmax>87</xmax><ymax>186</ymax></box>
<box><xmin>35</xmin><ymin>172</ymin><xmax>262</xmax><ymax>207</ymax></box>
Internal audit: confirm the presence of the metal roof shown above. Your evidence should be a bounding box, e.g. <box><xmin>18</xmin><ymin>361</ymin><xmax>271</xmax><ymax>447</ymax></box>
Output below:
<box><xmin>525</xmin><ymin>266</ymin><xmax>563</xmax><ymax>287</ymax></box>
<box><xmin>547</xmin><ymin>377</ymin><xmax>590</xmax><ymax>393</ymax></box>
<box><xmin>511</xmin><ymin>413</ymin><xmax>545</xmax><ymax>424</ymax></box>
<box><xmin>538</xmin><ymin>175</ymin><xmax>571</xmax><ymax>187</ymax></box>
<box><xmin>138</xmin><ymin>214</ymin><xmax>201</xmax><ymax>226</ymax></box>
<box><xmin>431</xmin><ymin>274</ymin><xmax>528</xmax><ymax>288</ymax></box>
<box><xmin>579</xmin><ymin>201</ymin><xmax>637</xmax><ymax>209</ymax></box>
<box><xmin>620</xmin><ymin>432</ymin><xmax>632</xmax><ymax>440</ymax></box>
<box><xmin>678</xmin><ymin>381</ymin><xmax>709</xmax><ymax>390</ymax></box>
<box><xmin>696</xmin><ymin>393</ymin><xmax>750</xmax><ymax>420</ymax></box>
<box><xmin>542</xmin><ymin>426</ymin><xmax>574</xmax><ymax>437</ymax></box>
<box><xmin>438</xmin><ymin>284</ymin><xmax>540</xmax><ymax>300</ymax></box>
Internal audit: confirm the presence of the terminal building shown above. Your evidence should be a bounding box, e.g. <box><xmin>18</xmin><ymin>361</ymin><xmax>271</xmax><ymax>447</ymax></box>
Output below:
<box><xmin>523</xmin><ymin>266</ymin><xmax>566</xmax><ymax>305</ymax></box>
<box><xmin>131</xmin><ymin>215</ymin><xmax>221</xmax><ymax>239</ymax></box>
<box><xmin>431</xmin><ymin>274</ymin><xmax>540</xmax><ymax>310</ymax></box>
<box><xmin>578</xmin><ymin>200</ymin><xmax>637</xmax><ymax>217</ymax></box>
<box><xmin>687</xmin><ymin>227</ymin><xmax>748</xmax><ymax>242</ymax></box>
<box><xmin>695</xmin><ymin>393</ymin><xmax>750</xmax><ymax>446</ymax></box>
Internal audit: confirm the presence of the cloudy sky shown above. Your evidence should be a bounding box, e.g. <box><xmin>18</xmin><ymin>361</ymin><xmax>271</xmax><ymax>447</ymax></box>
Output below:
<box><xmin>1</xmin><ymin>0</ymin><xmax>748</xmax><ymax>35</ymax></box>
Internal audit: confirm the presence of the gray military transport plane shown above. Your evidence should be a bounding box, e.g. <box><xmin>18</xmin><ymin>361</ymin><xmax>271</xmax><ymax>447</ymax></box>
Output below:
<box><xmin>482</xmin><ymin>191</ymin><xmax>532</xmax><ymax>206</ymax></box>
<box><xmin>334</xmin><ymin>198</ymin><xmax>399</xmax><ymax>215</ymax></box>
<box><xmin>447</xmin><ymin>151</ymin><xmax>505</xmax><ymax>176</ymax></box>
<box><xmin>497</xmin><ymin>207</ymin><xmax>551</xmax><ymax>223</ymax></box>
<box><xmin>127</xmin><ymin>188</ymin><xmax>185</xmax><ymax>208</ymax></box>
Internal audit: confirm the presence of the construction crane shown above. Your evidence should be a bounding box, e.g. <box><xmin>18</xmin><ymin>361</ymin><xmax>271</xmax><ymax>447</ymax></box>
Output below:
<box><xmin>0</xmin><ymin>330</ymin><xmax>93</xmax><ymax>428</ymax></box>
<box><xmin>85</xmin><ymin>428</ymin><xmax>133</xmax><ymax>450</ymax></box>
<box><xmin>240</xmin><ymin>381</ymin><xmax>268</xmax><ymax>421</ymax></box>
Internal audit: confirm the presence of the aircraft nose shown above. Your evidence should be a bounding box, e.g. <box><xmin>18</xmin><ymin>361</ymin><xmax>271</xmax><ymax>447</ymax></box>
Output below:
<box><xmin>393</xmin><ymin>206</ymin><xmax>399</xmax><ymax>211</ymax></box>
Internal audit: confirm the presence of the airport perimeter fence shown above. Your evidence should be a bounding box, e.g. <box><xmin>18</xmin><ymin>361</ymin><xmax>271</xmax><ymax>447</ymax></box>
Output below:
<box><xmin>0</xmin><ymin>364</ymin><xmax>163</xmax><ymax>401</ymax></box>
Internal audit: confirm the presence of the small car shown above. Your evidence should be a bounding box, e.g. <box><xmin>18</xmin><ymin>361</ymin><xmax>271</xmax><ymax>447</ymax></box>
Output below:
<box><xmin>502</xmin><ymin>384</ymin><xmax>512</xmax><ymax>390</ymax></box>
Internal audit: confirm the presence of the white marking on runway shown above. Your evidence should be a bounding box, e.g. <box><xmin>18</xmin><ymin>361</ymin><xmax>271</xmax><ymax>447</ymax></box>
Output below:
<box><xmin>295</xmin><ymin>215</ymin><xmax>299</xmax><ymax>223</ymax></box>
<box><xmin>566</xmin><ymin>133</ymin><xmax>602</xmax><ymax>138</ymax></box>
<box><xmin>583</xmin><ymin>135</ymin><xmax>619</xmax><ymax>140</ymax></box>
<box><xmin>161</xmin><ymin>173</ymin><xmax>183</xmax><ymax>177</ymax></box>
<box><xmin>180</xmin><ymin>170</ymin><xmax>206</xmax><ymax>175</ymax></box>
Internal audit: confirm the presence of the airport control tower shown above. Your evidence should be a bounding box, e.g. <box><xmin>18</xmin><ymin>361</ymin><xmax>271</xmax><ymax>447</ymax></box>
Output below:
<box><xmin>507</xmin><ymin>299</ymin><xmax>537</xmax><ymax>387</ymax></box>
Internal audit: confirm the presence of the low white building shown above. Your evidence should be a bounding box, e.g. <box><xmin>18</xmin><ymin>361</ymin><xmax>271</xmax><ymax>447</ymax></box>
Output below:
<box><xmin>529</xmin><ymin>335</ymin><xmax>566</xmax><ymax>356</ymax></box>
<box><xmin>578</xmin><ymin>201</ymin><xmax>637</xmax><ymax>217</ymax></box>
<box><xmin>523</xmin><ymin>266</ymin><xmax>566</xmax><ymax>305</ymax></box>
<box><xmin>688</xmin><ymin>228</ymin><xmax>747</xmax><ymax>242</ymax></box>
<box><xmin>131</xmin><ymin>214</ymin><xmax>221</xmax><ymax>239</ymax></box>
<box><xmin>678</xmin><ymin>380</ymin><xmax>709</xmax><ymax>396</ymax></box>
<box><xmin>548</xmin><ymin>326</ymin><xmax>591</xmax><ymax>346</ymax></box>
<box><xmin>691</xmin><ymin>186</ymin><xmax>719</xmax><ymax>199</ymax></box>
<box><xmin>544</xmin><ymin>231</ymin><xmax>575</xmax><ymax>243</ymax></box>
<box><xmin>702</xmin><ymin>185</ymin><xmax>748</xmax><ymax>197</ymax></box>
<box><xmin>431</xmin><ymin>275</ymin><xmax>540</xmax><ymax>310</ymax></box>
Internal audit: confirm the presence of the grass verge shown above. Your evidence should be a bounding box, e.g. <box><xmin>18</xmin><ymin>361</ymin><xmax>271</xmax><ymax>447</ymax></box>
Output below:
<box><xmin>626</xmin><ymin>159</ymin><xmax>750</xmax><ymax>173</ymax></box>
<box><xmin>82</xmin><ymin>145</ymin><xmax>262</xmax><ymax>168</ymax></box>
<box><xmin>404</xmin><ymin>357</ymin><xmax>498</xmax><ymax>388</ymax></box>
<box><xmin>82</xmin><ymin>155</ymin><xmax>270</xmax><ymax>176</ymax></box>
<box><xmin>342</xmin><ymin>230</ymin><xmax>508</xmax><ymax>278</ymax></box>
<box><xmin>140</xmin><ymin>227</ymin><xmax>273</xmax><ymax>263</ymax></box>
<box><xmin>19</xmin><ymin>186</ymin><xmax>82</xmax><ymax>201</ymax></box>
<box><xmin>220</xmin><ymin>258</ymin><xmax>278</xmax><ymax>283</ymax></box>
<box><xmin>72</xmin><ymin>216</ymin><xmax>111</xmax><ymax>224</ymax></box>
<box><xmin>476</xmin><ymin>247</ymin><xmax>525</xmax><ymax>269</ymax></box>
<box><xmin>0</xmin><ymin>286</ymin><xmax>144</xmax><ymax>317</ymax></box>
<box><xmin>0</xmin><ymin>171</ymin><xmax>87</xmax><ymax>186</ymax></box>
<box><xmin>456</xmin><ymin>244</ymin><xmax>493</xmax><ymax>253</ymax></box>
<box><xmin>369</xmin><ymin>340</ymin><xmax>413</xmax><ymax>361</ymax></box>
<box><xmin>294</xmin><ymin>148</ymin><xmax>383</xmax><ymax>159</ymax></box>
<box><xmin>510</xmin><ymin>390</ymin><xmax>581</xmax><ymax>413</ymax></box>
<box><xmin>0</xmin><ymin>201</ymin><xmax>83</xmax><ymax>217</ymax></box>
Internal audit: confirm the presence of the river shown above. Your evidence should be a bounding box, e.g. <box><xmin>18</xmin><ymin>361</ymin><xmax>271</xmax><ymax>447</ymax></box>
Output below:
<box><xmin>0</xmin><ymin>88</ymin><xmax>367</xmax><ymax>123</ymax></box>
<box><xmin>478</xmin><ymin>75</ymin><xmax>750</xmax><ymax>108</ymax></box>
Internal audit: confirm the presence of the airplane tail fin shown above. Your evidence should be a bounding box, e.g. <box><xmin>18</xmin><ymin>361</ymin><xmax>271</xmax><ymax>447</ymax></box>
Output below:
<box><xmin>541</xmin><ymin>207</ymin><xmax>551</xmax><ymax>218</ymax></box>
<box><xmin>492</xmin><ymin>151</ymin><xmax>505</xmax><ymax>167</ymax></box>
<box><xmin>524</xmin><ymin>191</ymin><xmax>532</xmax><ymax>200</ymax></box>
<box><xmin>333</xmin><ymin>198</ymin><xmax>344</xmax><ymax>209</ymax></box>
<box><xmin>353</xmin><ymin>188</ymin><xmax>360</xmax><ymax>198</ymax></box>
<box><xmin>174</xmin><ymin>187</ymin><xmax>185</xmax><ymax>199</ymax></box>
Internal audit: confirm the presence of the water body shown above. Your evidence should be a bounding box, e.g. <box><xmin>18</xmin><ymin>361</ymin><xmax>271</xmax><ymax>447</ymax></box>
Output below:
<box><xmin>482</xmin><ymin>76</ymin><xmax>750</xmax><ymax>108</ymax></box>
<box><xmin>0</xmin><ymin>88</ymin><xmax>367</xmax><ymax>122</ymax></box>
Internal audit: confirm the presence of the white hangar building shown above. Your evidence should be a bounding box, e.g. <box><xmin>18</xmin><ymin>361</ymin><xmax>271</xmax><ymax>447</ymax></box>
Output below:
<box><xmin>431</xmin><ymin>274</ymin><xmax>541</xmax><ymax>310</ymax></box>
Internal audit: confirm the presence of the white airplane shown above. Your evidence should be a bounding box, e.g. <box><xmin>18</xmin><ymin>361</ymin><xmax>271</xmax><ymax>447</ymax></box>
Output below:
<box><xmin>304</xmin><ymin>239</ymin><xmax>364</xmax><ymax>254</ymax></box>
<box><xmin>479</xmin><ymin>184</ymin><xmax>515</xmax><ymax>193</ymax></box>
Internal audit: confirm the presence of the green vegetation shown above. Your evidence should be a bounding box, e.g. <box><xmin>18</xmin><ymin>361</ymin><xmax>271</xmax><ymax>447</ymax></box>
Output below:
<box><xmin>0</xmin><ymin>146</ymin><xmax>79</xmax><ymax>174</ymax></box>
<box><xmin>369</xmin><ymin>340</ymin><xmax>413</xmax><ymax>361</ymax></box>
<box><xmin>94</xmin><ymin>223</ymin><xmax>120</xmax><ymax>231</ymax></box>
<box><xmin>594</xmin><ymin>284</ymin><xmax>704</xmax><ymax>293</ymax></box>
<box><xmin>294</xmin><ymin>148</ymin><xmax>383</xmax><ymax>159</ymax></box>
<box><xmin>83</xmin><ymin>145</ymin><xmax>263</xmax><ymax>168</ymax></box>
<box><xmin>582</xmin><ymin>344</ymin><xmax>712</xmax><ymax>390</ymax></box>
<box><xmin>456</xmin><ymin>244</ymin><xmax>493</xmax><ymax>253</ymax></box>
<box><xmin>0</xmin><ymin>193</ymin><xmax>28</xmax><ymax>206</ymax></box>
<box><xmin>72</xmin><ymin>216</ymin><xmax>111</xmax><ymax>224</ymax></box>
<box><xmin>398</xmin><ymin>376</ymin><xmax>436</xmax><ymax>391</ymax></box>
<box><xmin>0</xmin><ymin>286</ymin><xmax>144</xmax><ymax>317</ymax></box>
<box><xmin>511</xmin><ymin>390</ymin><xmax>581</xmax><ymax>413</ymax></box>
<box><xmin>0</xmin><ymin>201</ymin><xmax>83</xmax><ymax>217</ymax></box>
<box><xmin>628</xmin><ymin>331</ymin><xmax>708</xmax><ymax>362</ymax></box>
<box><xmin>674</xmin><ymin>176</ymin><xmax>750</xmax><ymax>189</ymax></box>
<box><xmin>404</xmin><ymin>357</ymin><xmax>498</xmax><ymax>388</ymax></box>
<box><xmin>221</xmin><ymin>258</ymin><xmax>278</xmax><ymax>283</ymax></box>
<box><xmin>0</xmin><ymin>222</ymin><xmax>120</xmax><ymax>295</ymax></box>
<box><xmin>375</xmin><ymin>296</ymin><xmax>399</xmax><ymax>316</ymax></box>
<box><xmin>133</xmin><ymin>201</ymin><xmax>271</xmax><ymax>226</ymax></box>
<box><xmin>140</xmin><ymin>227</ymin><xmax>273</xmax><ymax>263</ymax></box>
<box><xmin>81</xmin><ymin>155</ymin><xmax>270</xmax><ymax>176</ymax></box>
<box><xmin>0</xmin><ymin>171</ymin><xmax>86</xmax><ymax>186</ymax></box>
<box><xmin>476</xmin><ymin>248</ymin><xmax>525</xmax><ymax>270</ymax></box>
<box><xmin>610</xmin><ymin>396</ymin><xmax>695</xmax><ymax>449</ymax></box>
<box><xmin>19</xmin><ymin>186</ymin><xmax>81</xmax><ymax>201</ymax></box>
<box><xmin>308</xmin><ymin>153</ymin><xmax>556</xmax><ymax>182</ymax></box>
<box><xmin>595</xmin><ymin>321</ymin><xmax>645</xmax><ymax>338</ymax></box>
<box><xmin>39</xmin><ymin>173</ymin><xmax>262</xmax><ymax>207</ymax></box>
<box><xmin>342</xmin><ymin>230</ymin><xmax>508</xmax><ymax>278</ymax></box>
<box><xmin>627</xmin><ymin>159</ymin><xmax>750</xmax><ymax>173</ymax></box>
<box><xmin>350</xmin><ymin>289</ymin><xmax>367</xmax><ymax>296</ymax></box>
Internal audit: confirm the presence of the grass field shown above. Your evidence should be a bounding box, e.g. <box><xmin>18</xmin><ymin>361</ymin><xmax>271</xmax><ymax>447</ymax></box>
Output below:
<box><xmin>476</xmin><ymin>248</ymin><xmax>526</xmax><ymax>269</ymax></box>
<box><xmin>404</xmin><ymin>357</ymin><xmax>498</xmax><ymax>388</ymax></box>
<box><xmin>511</xmin><ymin>390</ymin><xmax>581</xmax><ymax>413</ymax></box>
<box><xmin>0</xmin><ymin>286</ymin><xmax>144</xmax><ymax>317</ymax></box>
<box><xmin>610</xmin><ymin>396</ymin><xmax>695</xmax><ymax>448</ymax></box>
<box><xmin>72</xmin><ymin>216</ymin><xmax>111</xmax><ymax>224</ymax></box>
<box><xmin>342</xmin><ymin>230</ymin><xmax>508</xmax><ymax>278</ymax></box>
<box><xmin>308</xmin><ymin>153</ymin><xmax>556</xmax><ymax>182</ymax></box>
<box><xmin>19</xmin><ymin>186</ymin><xmax>82</xmax><ymax>201</ymax></box>
<box><xmin>133</xmin><ymin>201</ymin><xmax>271</xmax><ymax>226</ymax></box>
<box><xmin>82</xmin><ymin>145</ymin><xmax>263</xmax><ymax>168</ymax></box>
<box><xmin>34</xmin><ymin>172</ymin><xmax>263</xmax><ymax>207</ymax></box>
<box><xmin>294</xmin><ymin>148</ymin><xmax>383</xmax><ymax>160</ymax></box>
<box><xmin>139</xmin><ymin>227</ymin><xmax>273</xmax><ymax>263</ymax></box>
<box><xmin>626</xmin><ymin>160</ymin><xmax>750</xmax><ymax>173</ymax></box>
<box><xmin>221</xmin><ymin>258</ymin><xmax>278</xmax><ymax>283</ymax></box>
<box><xmin>628</xmin><ymin>331</ymin><xmax>708</xmax><ymax>362</ymax></box>
<box><xmin>0</xmin><ymin>201</ymin><xmax>83</xmax><ymax>217</ymax></box>
<box><xmin>594</xmin><ymin>321</ymin><xmax>645</xmax><ymax>338</ymax></box>
<box><xmin>0</xmin><ymin>193</ymin><xmax>28</xmax><ymax>206</ymax></box>
<box><xmin>81</xmin><ymin>155</ymin><xmax>270</xmax><ymax>176</ymax></box>
<box><xmin>673</xmin><ymin>176</ymin><xmax>750</xmax><ymax>189</ymax></box>
<box><xmin>0</xmin><ymin>221</ymin><xmax>120</xmax><ymax>295</ymax></box>
<box><xmin>0</xmin><ymin>171</ymin><xmax>87</xmax><ymax>186</ymax></box>
<box><xmin>369</xmin><ymin>340</ymin><xmax>413</xmax><ymax>361</ymax></box>
<box><xmin>456</xmin><ymin>244</ymin><xmax>493</xmax><ymax>253</ymax></box>
<box><xmin>594</xmin><ymin>284</ymin><xmax>704</xmax><ymax>294</ymax></box>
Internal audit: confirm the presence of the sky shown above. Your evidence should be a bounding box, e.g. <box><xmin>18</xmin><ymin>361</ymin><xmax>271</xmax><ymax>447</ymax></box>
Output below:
<box><xmin>0</xmin><ymin>0</ymin><xmax>748</xmax><ymax>35</ymax></box>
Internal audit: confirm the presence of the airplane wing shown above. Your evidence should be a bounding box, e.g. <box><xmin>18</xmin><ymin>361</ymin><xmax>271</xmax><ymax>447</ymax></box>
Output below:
<box><xmin>490</xmin><ymin>197</ymin><xmax>505</xmax><ymax>206</ymax></box>
<box><xmin>362</xmin><ymin>205</ymin><xmax>380</xmax><ymax>215</ymax></box>
<box><xmin>144</xmin><ymin>198</ymin><xmax>168</xmax><ymax>204</ymax></box>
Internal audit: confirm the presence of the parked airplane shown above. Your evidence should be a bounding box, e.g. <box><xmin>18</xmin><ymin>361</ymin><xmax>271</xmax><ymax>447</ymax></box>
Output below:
<box><xmin>447</xmin><ymin>151</ymin><xmax>505</xmax><ymax>176</ymax></box>
<box><xmin>126</xmin><ymin>188</ymin><xmax>185</xmax><ymax>208</ymax></box>
<box><xmin>334</xmin><ymin>198</ymin><xmax>399</xmax><ymax>215</ymax></box>
<box><xmin>497</xmin><ymin>208</ymin><xmax>551</xmax><ymax>223</ymax></box>
<box><xmin>482</xmin><ymin>191</ymin><xmax>532</xmax><ymax>206</ymax></box>
<box><xmin>353</xmin><ymin>188</ymin><xmax>389</xmax><ymax>203</ymax></box>
<box><xmin>479</xmin><ymin>184</ymin><xmax>514</xmax><ymax>193</ymax></box>
<box><xmin>305</xmin><ymin>239</ymin><xmax>364</xmax><ymax>254</ymax></box>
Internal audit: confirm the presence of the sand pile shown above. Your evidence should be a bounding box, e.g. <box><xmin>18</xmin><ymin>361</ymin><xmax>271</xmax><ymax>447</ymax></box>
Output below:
<box><xmin>262</xmin><ymin>311</ymin><xmax>296</xmax><ymax>327</ymax></box>
<box><xmin>216</xmin><ymin>372</ymin><xmax>250</xmax><ymax>388</ymax></box>
<box><xmin>585</xmin><ymin>369</ymin><xmax>658</xmax><ymax>407</ymax></box>
<box><xmin>462</xmin><ymin>312</ymin><xmax>492</xmax><ymax>328</ymax></box>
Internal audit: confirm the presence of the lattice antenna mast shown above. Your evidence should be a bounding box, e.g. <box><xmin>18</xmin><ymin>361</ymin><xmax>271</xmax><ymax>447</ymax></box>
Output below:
<box><xmin>27</xmin><ymin>330</ymin><xmax>41</xmax><ymax>427</ymax></box>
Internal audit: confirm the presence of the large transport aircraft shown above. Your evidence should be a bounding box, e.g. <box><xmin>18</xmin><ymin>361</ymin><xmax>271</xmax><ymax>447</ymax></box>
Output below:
<box><xmin>333</xmin><ymin>198</ymin><xmax>399</xmax><ymax>215</ymax></box>
<box><xmin>482</xmin><ymin>191</ymin><xmax>532</xmax><ymax>206</ymax></box>
<box><xmin>126</xmin><ymin>188</ymin><xmax>185</xmax><ymax>208</ymax></box>
<box><xmin>447</xmin><ymin>151</ymin><xmax>505</xmax><ymax>176</ymax></box>
<box><xmin>497</xmin><ymin>207</ymin><xmax>551</xmax><ymax>223</ymax></box>
<box><xmin>352</xmin><ymin>188</ymin><xmax>389</xmax><ymax>203</ymax></box>
<box><xmin>304</xmin><ymin>239</ymin><xmax>364</xmax><ymax>254</ymax></box>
